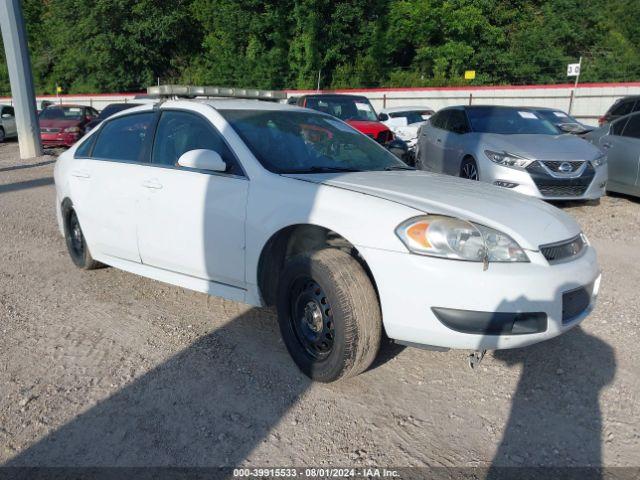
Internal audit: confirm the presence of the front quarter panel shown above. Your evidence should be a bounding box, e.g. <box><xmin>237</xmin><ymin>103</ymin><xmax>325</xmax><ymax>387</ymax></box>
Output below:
<box><xmin>244</xmin><ymin>174</ymin><xmax>422</xmax><ymax>302</ymax></box>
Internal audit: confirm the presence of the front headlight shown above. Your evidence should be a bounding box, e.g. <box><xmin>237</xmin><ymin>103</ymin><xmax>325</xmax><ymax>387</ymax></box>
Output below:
<box><xmin>396</xmin><ymin>215</ymin><xmax>529</xmax><ymax>263</ymax></box>
<box><xmin>484</xmin><ymin>150</ymin><xmax>533</xmax><ymax>169</ymax></box>
<box><xmin>63</xmin><ymin>126</ymin><xmax>81</xmax><ymax>133</ymax></box>
<box><xmin>591</xmin><ymin>153</ymin><xmax>607</xmax><ymax>167</ymax></box>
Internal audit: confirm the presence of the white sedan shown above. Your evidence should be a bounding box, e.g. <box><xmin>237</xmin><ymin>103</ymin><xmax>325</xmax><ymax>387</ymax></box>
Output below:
<box><xmin>54</xmin><ymin>99</ymin><xmax>601</xmax><ymax>382</ymax></box>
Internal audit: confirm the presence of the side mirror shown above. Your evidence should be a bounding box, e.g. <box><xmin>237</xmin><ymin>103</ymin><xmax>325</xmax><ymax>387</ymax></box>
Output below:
<box><xmin>177</xmin><ymin>149</ymin><xmax>226</xmax><ymax>172</ymax></box>
<box><xmin>378</xmin><ymin>113</ymin><xmax>388</xmax><ymax>121</ymax></box>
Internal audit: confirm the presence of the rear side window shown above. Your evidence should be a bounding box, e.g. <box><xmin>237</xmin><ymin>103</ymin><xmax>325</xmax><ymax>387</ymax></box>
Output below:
<box><xmin>610</xmin><ymin>100</ymin><xmax>635</xmax><ymax>117</ymax></box>
<box><xmin>611</xmin><ymin>117</ymin><xmax>629</xmax><ymax>136</ymax></box>
<box><xmin>75</xmin><ymin>134</ymin><xmax>96</xmax><ymax>157</ymax></box>
<box><xmin>2</xmin><ymin>106</ymin><xmax>14</xmax><ymax>116</ymax></box>
<box><xmin>152</xmin><ymin>110</ymin><xmax>242</xmax><ymax>175</ymax></box>
<box><xmin>447</xmin><ymin>110</ymin><xmax>470</xmax><ymax>133</ymax></box>
<box><xmin>622</xmin><ymin>115</ymin><xmax>640</xmax><ymax>139</ymax></box>
<box><xmin>92</xmin><ymin>112</ymin><xmax>154</xmax><ymax>162</ymax></box>
<box><xmin>431</xmin><ymin>111</ymin><xmax>450</xmax><ymax>129</ymax></box>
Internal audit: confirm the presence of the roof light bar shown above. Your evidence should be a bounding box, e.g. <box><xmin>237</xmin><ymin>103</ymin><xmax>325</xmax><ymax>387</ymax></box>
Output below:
<box><xmin>147</xmin><ymin>85</ymin><xmax>287</xmax><ymax>101</ymax></box>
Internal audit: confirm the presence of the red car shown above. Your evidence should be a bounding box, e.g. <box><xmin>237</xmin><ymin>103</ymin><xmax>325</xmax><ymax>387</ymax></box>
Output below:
<box><xmin>39</xmin><ymin>104</ymin><xmax>99</xmax><ymax>148</ymax></box>
<box><xmin>295</xmin><ymin>94</ymin><xmax>394</xmax><ymax>143</ymax></box>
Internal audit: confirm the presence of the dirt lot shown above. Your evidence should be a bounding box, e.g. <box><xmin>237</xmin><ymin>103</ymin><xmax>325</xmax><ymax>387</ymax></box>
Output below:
<box><xmin>0</xmin><ymin>140</ymin><xmax>639</xmax><ymax>469</ymax></box>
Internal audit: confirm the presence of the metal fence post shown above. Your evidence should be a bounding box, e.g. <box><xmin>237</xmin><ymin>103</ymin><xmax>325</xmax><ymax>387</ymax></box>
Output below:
<box><xmin>469</xmin><ymin>93</ymin><xmax>473</xmax><ymax>105</ymax></box>
<box><xmin>0</xmin><ymin>0</ymin><xmax>42</xmax><ymax>158</ymax></box>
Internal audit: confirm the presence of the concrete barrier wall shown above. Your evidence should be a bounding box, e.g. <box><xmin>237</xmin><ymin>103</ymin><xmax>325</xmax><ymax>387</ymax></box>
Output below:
<box><xmin>2</xmin><ymin>82</ymin><xmax>640</xmax><ymax>126</ymax></box>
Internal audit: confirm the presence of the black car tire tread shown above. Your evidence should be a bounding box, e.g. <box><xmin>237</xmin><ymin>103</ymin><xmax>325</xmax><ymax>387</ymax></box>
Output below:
<box><xmin>276</xmin><ymin>248</ymin><xmax>382</xmax><ymax>382</ymax></box>
<box><xmin>64</xmin><ymin>209</ymin><xmax>101</xmax><ymax>270</ymax></box>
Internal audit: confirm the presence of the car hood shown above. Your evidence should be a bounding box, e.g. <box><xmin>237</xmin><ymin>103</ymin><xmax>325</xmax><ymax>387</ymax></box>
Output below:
<box><xmin>479</xmin><ymin>133</ymin><xmax>601</xmax><ymax>161</ymax></box>
<box><xmin>39</xmin><ymin>118</ymin><xmax>83</xmax><ymax>129</ymax></box>
<box><xmin>393</xmin><ymin>124</ymin><xmax>421</xmax><ymax>140</ymax></box>
<box><xmin>285</xmin><ymin>170</ymin><xmax>580</xmax><ymax>250</ymax></box>
<box><xmin>346</xmin><ymin>120</ymin><xmax>390</xmax><ymax>135</ymax></box>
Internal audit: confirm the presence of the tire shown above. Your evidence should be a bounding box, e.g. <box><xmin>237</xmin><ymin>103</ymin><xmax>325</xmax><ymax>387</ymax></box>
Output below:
<box><xmin>0</xmin><ymin>127</ymin><xmax>5</xmax><ymax>143</ymax></box>
<box><xmin>63</xmin><ymin>208</ymin><xmax>101</xmax><ymax>270</ymax></box>
<box><xmin>276</xmin><ymin>248</ymin><xmax>382</xmax><ymax>382</ymax></box>
<box><xmin>460</xmin><ymin>156</ymin><xmax>479</xmax><ymax>181</ymax></box>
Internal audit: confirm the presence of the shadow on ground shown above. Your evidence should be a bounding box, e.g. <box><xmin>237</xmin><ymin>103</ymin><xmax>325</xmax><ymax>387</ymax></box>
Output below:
<box><xmin>489</xmin><ymin>326</ymin><xmax>615</xmax><ymax>476</ymax></box>
<box><xmin>6</xmin><ymin>308</ymin><xmax>312</xmax><ymax>467</ymax></box>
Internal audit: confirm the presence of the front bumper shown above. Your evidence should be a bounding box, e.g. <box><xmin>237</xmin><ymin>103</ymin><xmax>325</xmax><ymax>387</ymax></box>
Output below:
<box><xmin>481</xmin><ymin>160</ymin><xmax>607</xmax><ymax>200</ymax></box>
<box><xmin>359</xmin><ymin>245</ymin><xmax>600</xmax><ymax>350</ymax></box>
<box><xmin>41</xmin><ymin>132</ymin><xmax>81</xmax><ymax>148</ymax></box>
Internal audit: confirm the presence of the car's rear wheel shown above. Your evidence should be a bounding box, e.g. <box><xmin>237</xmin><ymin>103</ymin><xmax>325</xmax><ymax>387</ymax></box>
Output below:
<box><xmin>64</xmin><ymin>209</ymin><xmax>100</xmax><ymax>270</ymax></box>
<box><xmin>460</xmin><ymin>157</ymin><xmax>479</xmax><ymax>180</ymax></box>
<box><xmin>0</xmin><ymin>127</ymin><xmax>5</xmax><ymax>143</ymax></box>
<box><xmin>276</xmin><ymin>248</ymin><xmax>382</xmax><ymax>382</ymax></box>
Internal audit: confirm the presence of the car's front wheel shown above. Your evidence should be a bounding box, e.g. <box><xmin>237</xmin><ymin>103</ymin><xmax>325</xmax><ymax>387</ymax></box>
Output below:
<box><xmin>63</xmin><ymin>208</ymin><xmax>101</xmax><ymax>270</ymax></box>
<box><xmin>276</xmin><ymin>248</ymin><xmax>382</xmax><ymax>382</ymax></box>
<box><xmin>460</xmin><ymin>157</ymin><xmax>479</xmax><ymax>181</ymax></box>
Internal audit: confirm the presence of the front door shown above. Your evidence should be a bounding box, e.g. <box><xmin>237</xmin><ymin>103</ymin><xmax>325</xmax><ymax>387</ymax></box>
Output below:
<box><xmin>602</xmin><ymin>115</ymin><xmax>640</xmax><ymax>193</ymax></box>
<box><xmin>137</xmin><ymin>109</ymin><xmax>248</xmax><ymax>288</ymax></box>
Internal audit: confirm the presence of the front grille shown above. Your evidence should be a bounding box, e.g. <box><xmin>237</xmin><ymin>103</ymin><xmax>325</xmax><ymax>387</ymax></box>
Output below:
<box><xmin>526</xmin><ymin>161</ymin><xmax>595</xmax><ymax>198</ymax></box>
<box><xmin>562</xmin><ymin>284</ymin><xmax>592</xmax><ymax>323</ymax></box>
<box><xmin>540</xmin><ymin>234</ymin><xmax>586</xmax><ymax>263</ymax></box>
<box><xmin>540</xmin><ymin>160</ymin><xmax>585</xmax><ymax>173</ymax></box>
<box><xmin>41</xmin><ymin>127</ymin><xmax>61</xmax><ymax>133</ymax></box>
<box><xmin>537</xmin><ymin>184</ymin><xmax>588</xmax><ymax>197</ymax></box>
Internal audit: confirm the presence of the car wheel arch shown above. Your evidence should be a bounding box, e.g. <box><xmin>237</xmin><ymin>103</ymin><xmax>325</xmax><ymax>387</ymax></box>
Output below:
<box><xmin>256</xmin><ymin>223</ymin><xmax>379</xmax><ymax>307</ymax></box>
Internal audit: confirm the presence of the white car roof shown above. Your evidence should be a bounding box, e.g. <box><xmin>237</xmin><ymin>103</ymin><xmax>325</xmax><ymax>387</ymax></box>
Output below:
<box><xmin>379</xmin><ymin>106</ymin><xmax>434</xmax><ymax>114</ymax></box>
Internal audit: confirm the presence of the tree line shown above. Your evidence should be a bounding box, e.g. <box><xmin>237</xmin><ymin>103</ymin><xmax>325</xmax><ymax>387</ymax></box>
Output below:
<box><xmin>1</xmin><ymin>0</ymin><xmax>639</xmax><ymax>95</ymax></box>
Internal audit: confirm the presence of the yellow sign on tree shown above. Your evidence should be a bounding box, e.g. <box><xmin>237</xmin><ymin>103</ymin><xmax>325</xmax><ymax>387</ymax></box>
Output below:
<box><xmin>56</xmin><ymin>85</ymin><xmax>62</xmax><ymax>93</ymax></box>
<box><xmin>464</xmin><ymin>70</ymin><xmax>476</xmax><ymax>80</ymax></box>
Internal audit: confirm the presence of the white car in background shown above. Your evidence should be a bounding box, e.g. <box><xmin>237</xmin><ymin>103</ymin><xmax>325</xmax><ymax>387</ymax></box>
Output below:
<box><xmin>378</xmin><ymin>106</ymin><xmax>434</xmax><ymax>155</ymax></box>
<box><xmin>0</xmin><ymin>104</ymin><xmax>17</xmax><ymax>142</ymax></box>
<box><xmin>54</xmin><ymin>96</ymin><xmax>600</xmax><ymax>382</ymax></box>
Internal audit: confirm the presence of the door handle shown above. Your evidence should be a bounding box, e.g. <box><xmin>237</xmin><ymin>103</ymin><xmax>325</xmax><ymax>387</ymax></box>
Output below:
<box><xmin>141</xmin><ymin>179</ymin><xmax>163</xmax><ymax>190</ymax></box>
<box><xmin>601</xmin><ymin>142</ymin><xmax>612</xmax><ymax>149</ymax></box>
<box><xmin>71</xmin><ymin>170</ymin><xmax>90</xmax><ymax>179</ymax></box>
<box><xmin>436</xmin><ymin>138</ymin><xmax>442</xmax><ymax>143</ymax></box>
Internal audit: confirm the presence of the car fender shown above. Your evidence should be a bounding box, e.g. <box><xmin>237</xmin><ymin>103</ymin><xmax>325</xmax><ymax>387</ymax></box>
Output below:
<box><xmin>243</xmin><ymin>174</ymin><xmax>421</xmax><ymax>303</ymax></box>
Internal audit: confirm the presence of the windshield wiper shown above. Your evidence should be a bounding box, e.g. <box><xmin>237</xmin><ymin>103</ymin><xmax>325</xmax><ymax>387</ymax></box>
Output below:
<box><xmin>286</xmin><ymin>166</ymin><xmax>363</xmax><ymax>174</ymax></box>
<box><xmin>384</xmin><ymin>165</ymin><xmax>415</xmax><ymax>171</ymax></box>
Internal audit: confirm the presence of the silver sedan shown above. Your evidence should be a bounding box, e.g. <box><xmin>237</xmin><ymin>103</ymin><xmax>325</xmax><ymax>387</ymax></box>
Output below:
<box><xmin>416</xmin><ymin>105</ymin><xmax>607</xmax><ymax>201</ymax></box>
<box><xmin>585</xmin><ymin>111</ymin><xmax>640</xmax><ymax>197</ymax></box>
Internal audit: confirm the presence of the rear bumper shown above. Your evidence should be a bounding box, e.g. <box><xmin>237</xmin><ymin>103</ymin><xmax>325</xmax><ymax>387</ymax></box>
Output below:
<box><xmin>359</xmin><ymin>245</ymin><xmax>600</xmax><ymax>350</ymax></box>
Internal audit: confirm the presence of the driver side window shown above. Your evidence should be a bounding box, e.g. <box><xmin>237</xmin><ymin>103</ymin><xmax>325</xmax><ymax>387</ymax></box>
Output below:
<box><xmin>152</xmin><ymin>111</ymin><xmax>241</xmax><ymax>175</ymax></box>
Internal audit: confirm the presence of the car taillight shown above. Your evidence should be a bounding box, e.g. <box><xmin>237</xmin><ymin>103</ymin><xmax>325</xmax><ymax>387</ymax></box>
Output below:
<box><xmin>598</xmin><ymin>116</ymin><xmax>606</xmax><ymax>126</ymax></box>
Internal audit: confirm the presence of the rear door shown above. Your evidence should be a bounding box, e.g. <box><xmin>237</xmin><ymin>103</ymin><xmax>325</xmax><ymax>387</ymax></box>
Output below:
<box><xmin>601</xmin><ymin>114</ymin><xmax>640</xmax><ymax>194</ymax></box>
<box><xmin>419</xmin><ymin>110</ymin><xmax>451</xmax><ymax>172</ymax></box>
<box><xmin>137</xmin><ymin>108</ymin><xmax>248</xmax><ymax>288</ymax></box>
<box><xmin>70</xmin><ymin>111</ymin><xmax>155</xmax><ymax>262</ymax></box>
<box><xmin>442</xmin><ymin>109</ymin><xmax>471</xmax><ymax>175</ymax></box>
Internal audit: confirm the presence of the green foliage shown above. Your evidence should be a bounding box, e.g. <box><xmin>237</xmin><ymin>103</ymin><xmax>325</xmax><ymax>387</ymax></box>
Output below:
<box><xmin>0</xmin><ymin>0</ymin><xmax>638</xmax><ymax>94</ymax></box>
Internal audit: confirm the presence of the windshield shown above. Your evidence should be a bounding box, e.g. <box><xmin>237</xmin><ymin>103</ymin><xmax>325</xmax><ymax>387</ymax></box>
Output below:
<box><xmin>466</xmin><ymin>107</ymin><xmax>560</xmax><ymax>135</ymax></box>
<box><xmin>390</xmin><ymin>111</ymin><xmax>429</xmax><ymax>124</ymax></box>
<box><xmin>40</xmin><ymin>106</ymin><xmax>84</xmax><ymax>120</ymax></box>
<box><xmin>221</xmin><ymin>109</ymin><xmax>410</xmax><ymax>174</ymax></box>
<box><xmin>534</xmin><ymin>109</ymin><xmax>579</xmax><ymax>125</ymax></box>
<box><xmin>304</xmin><ymin>97</ymin><xmax>378</xmax><ymax>122</ymax></box>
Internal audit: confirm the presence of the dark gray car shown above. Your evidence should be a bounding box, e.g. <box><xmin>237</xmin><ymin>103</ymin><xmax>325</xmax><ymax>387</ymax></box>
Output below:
<box><xmin>586</xmin><ymin>111</ymin><xmax>640</xmax><ymax>197</ymax></box>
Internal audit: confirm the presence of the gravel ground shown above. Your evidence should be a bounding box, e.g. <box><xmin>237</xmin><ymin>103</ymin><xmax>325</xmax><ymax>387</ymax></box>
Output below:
<box><xmin>0</xmin><ymin>140</ymin><xmax>639</xmax><ymax>469</ymax></box>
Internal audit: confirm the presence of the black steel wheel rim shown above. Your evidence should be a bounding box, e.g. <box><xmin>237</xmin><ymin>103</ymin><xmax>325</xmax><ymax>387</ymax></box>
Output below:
<box><xmin>68</xmin><ymin>211</ymin><xmax>84</xmax><ymax>259</ymax></box>
<box><xmin>289</xmin><ymin>277</ymin><xmax>335</xmax><ymax>359</ymax></box>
